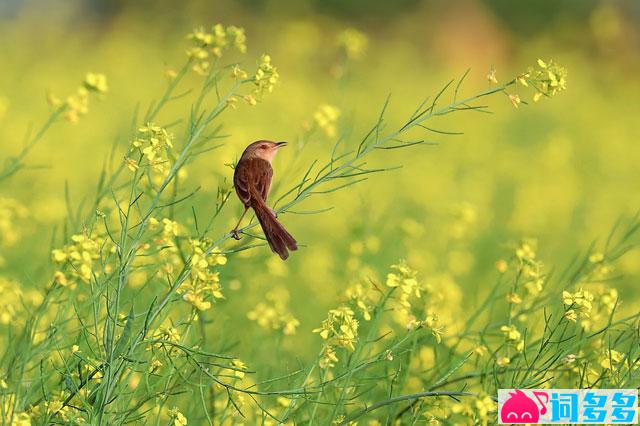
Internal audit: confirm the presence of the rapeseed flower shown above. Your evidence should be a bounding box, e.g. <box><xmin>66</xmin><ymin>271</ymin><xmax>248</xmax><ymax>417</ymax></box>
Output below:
<box><xmin>344</xmin><ymin>282</ymin><xmax>377</xmax><ymax>321</ymax></box>
<box><xmin>244</xmin><ymin>54</ymin><xmax>279</xmax><ymax>105</ymax></box>
<box><xmin>51</xmin><ymin>232</ymin><xmax>108</xmax><ymax>287</ymax></box>
<box><xmin>127</xmin><ymin>123</ymin><xmax>174</xmax><ymax>174</ymax></box>
<box><xmin>168</xmin><ymin>407</ymin><xmax>188</xmax><ymax>426</ymax></box>
<box><xmin>508</xmin><ymin>93</ymin><xmax>521</xmax><ymax>108</ymax></box>
<box><xmin>178</xmin><ymin>239</ymin><xmax>226</xmax><ymax>311</ymax></box>
<box><xmin>487</xmin><ymin>66</ymin><xmax>498</xmax><ymax>84</ymax></box>
<box><xmin>187</xmin><ymin>24</ymin><xmax>247</xmax><ymax>75</ymax></box>
<box><xmin>47</xmin><ymin>73</ymin><xmax>107</xmax><ymax>122</ymax></box>
<box><xmin>599</xmin><ymin>349</ymin><xmax>624</xmax><ymax>370</ymax></box>
<box><xmin>337</xmin><ymin>28</ymin><xmax>368</xmax><ymax>60</ymax></box>
<box><xmin>247</xmin><ymin>287</ymin><xmax>300</xmax><ymax>335</ymax></box>
<box><xmin>0</xmin><ymin>277</ymin><xmax>25</xmax><ymax>325</ymax></box>
<box><xmin>313</xmin><ymin>306</ymin><xmax>359</xmax><ymax>368</ymax></box>
<box><xmin>386</xmin><ymin>260</ymin><xmax>424</xmax><ymax>325</ymax></box>
<box><xmin>562</xmin><ymin>288</ymin><xmax>594</xmax><ymax>312</ymax></box>
<box><xmin>0</xmin><ymin>197</ymin><xmax>27</xmax><ymax>246</ymax></box>
<box><xmin>84</xmin><ymin>72</ymin><xmax>109</xmax><ymax>94</ymax></box>
<box><xmin>313</xmin><ymin>104</ymin><xmax>341</xmax><ymax>138</ymax></box>
<box><xmin>512</xmin><ymin>59</ymin><xmax>567</xmax><ymax>104</ymax></box>
<box><xmin>230</xmin><ymin>359</ymin><xmax>248</xmax><ymax>379</ymax></box>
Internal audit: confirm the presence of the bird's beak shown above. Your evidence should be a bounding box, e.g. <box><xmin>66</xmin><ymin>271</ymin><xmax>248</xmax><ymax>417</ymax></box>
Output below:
<box><xmin>275</xmin><ymin>141</ymin><xmax>288</xmax><ymax>149</ymax></box>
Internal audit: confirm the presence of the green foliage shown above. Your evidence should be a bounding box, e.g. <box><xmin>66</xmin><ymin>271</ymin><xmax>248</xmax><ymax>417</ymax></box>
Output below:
<box><xmin>0</xmin><ymin>11</ymin><xmax>638</xmax><ymax>426</ymax></box>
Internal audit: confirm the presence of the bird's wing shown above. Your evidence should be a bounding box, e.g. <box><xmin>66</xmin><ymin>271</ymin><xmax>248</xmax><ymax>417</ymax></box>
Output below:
<box><xmin>233</xmin><ymin>162</ymin><xmax>251</xmax><ymax>206</ymax></box>
<box><xmin>257</xmin><ymin>160</ymin><xmax>273</xmax><ymax>202</ymax></box>
<box><xmin>234</xmin><ymin>158</ymin><xmax>273</xmax><ymax>206</ymax></box>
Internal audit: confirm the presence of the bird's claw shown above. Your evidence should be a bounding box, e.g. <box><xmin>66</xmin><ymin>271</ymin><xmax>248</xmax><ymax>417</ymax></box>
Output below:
<box><xmin>231</xmin><ymin>229</ymin><xmax>242</xmax><ymax>240</ymax></box>
<box><xmin>270</xmin><ymin>208</ymin><xmax>278</xmax><ymax>218</ymax></box>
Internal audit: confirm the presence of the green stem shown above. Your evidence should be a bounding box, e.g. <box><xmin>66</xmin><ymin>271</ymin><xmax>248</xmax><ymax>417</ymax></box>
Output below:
<box><xmin>0</xmin><ymin>105</ymin><xmax>66</xmax><ymax>182</ymax></box>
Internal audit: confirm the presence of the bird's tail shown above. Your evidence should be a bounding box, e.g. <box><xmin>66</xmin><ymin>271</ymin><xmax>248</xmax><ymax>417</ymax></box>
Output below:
<box><xmin>251</xmin><ymin>198</ymin><xmax>297</xmax><ymax>260</ymax></box>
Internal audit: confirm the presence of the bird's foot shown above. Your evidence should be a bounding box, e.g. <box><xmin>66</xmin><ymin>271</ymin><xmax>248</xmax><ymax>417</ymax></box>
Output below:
<box><xmin>231</xmin><ymin>229</ymin><xmax>242</xmax><ymax>240</ymax></box>
<box><xmin>270</xmin><ymin>208</ymin><xmax>278</xmax><ymax>218</ymax></box>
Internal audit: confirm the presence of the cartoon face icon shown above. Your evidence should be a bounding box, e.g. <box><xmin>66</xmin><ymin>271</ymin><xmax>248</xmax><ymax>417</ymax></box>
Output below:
<box><xmin>500</xmin><ymin>390</ymin><xmax>541</xmax><ymax>423</ymax></box>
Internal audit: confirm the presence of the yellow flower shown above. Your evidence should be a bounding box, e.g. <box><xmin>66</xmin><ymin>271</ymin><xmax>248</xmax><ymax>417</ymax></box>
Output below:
<box><xmin>125</xmin><ymin>158</ymin><xmax>139</xmax><ymax>171</ymax></box>
<box><xmin>487</xmin><ymin>67</ymin><xmax>498</xmax><ymax>84</ymax></box>
<box><xmin>51</xmin><ymin>249</ymin><xmax>67</xmax><ymax>262</ymax></box>
<box><xmin>177</xmin><ymin>239</ymin><xmax>226</xmax><ymax>311</ymax></box>
<box><xmin>313</xmin><ymin>104</ymin><xmax>341</xmax><ymax>138</ymax></box>
<box><xmin>247</xmin><ymin>287</ymin><xmax>299</xmax><ymax>335</ymax></box>
<box><xmin>51</xmin><ymin>232</ymin><xmax>107</xmax><ymax>286</ymax></box>
<box><xmin>319</xmin><ymin>345</ymin><xmax>339</xmax><ymax>369</ymax></box>
<box><xmin>314</xmin><ymin>306</ymin><xmax>359</xmax><ymax>368</ymax></box>
<box><xmin>84</xmin><ymin>72</ymin><xmax>108</xmax><ymax>94</ymax></box>
<box><xmin>46</xmin><ymin>399</ymin><xmax>64</xmax><ymax>414</ymax></box>
<box><xmin>599</xmin><ymin>349</ymin><xmax>623</xmax><ymax>370</ymax></box>
<box><xmin>169</xmin><ymin>407</ymin><xmax>188</xmax><ymax>426</ymax></box>
<box><xmin>246</xmin><ymin>53</ymin><xmax>279</xmax><ymax>103</ymax></box>
<box><xmin>231</xmin><ymin>359</ymin><xmax>247</xmax><ymax>378</ymax></box>
<box><xmin>161</xmin><ymin>218</ymin><xmax>179</xmax><ymax>237</ymax></box>
<box><xmin>561</xmin><ymin>288</ymin><xmax>597</xmax><ymax>328</ymax></box>
<box><xmin>564</xmin><ymin>309</ymin><xmax>577</xmax><ymax>322</ymax></box>
<box><xmin>337</xmin><ymin>28</ymin><xmax>368</xmax><ymax>60</ymax></box>
<box><xmin>226</xmin><ymin>25</ymin><xmax>247</xmax><ymax>53</ymax></box>
<box><xmin>11</xmin><ymin>412</ymin><xmax>31</xmax><ymax>426</ymax></box>
<box><xmin>516</xmin><ymin>74</ymin><xmax>529</xmax><ymax>87</ymax></box>
<box><xmin>164</xmin><ymin>67</ymin><xmax>177</xmax><ymax>80</ymax></box>
<box><xmin>47</xmin><ymin>91</ymin><xmax>61</xmax><ymax>107</ymax></box>
<box><xmin>149</xmin><ymin>359</ymin><xmax>163</xmax><ymax>373</ymax></box>
<box><xmin>231</xmin><ymin>64</ymin><xmax>248</xmax><ymax>80</ymax></box>
<box><xmin>243</xmin><ymin>94</ymin><xmax>257</xmax><ymax>106</ymax></box>
<box><xmin>127</xmin><ymin>123</ymin><xmax>174</xmax><ymax>174</ymax></box>
<box><xmin>473</xmin><ymin>345</ymin><xmax>488</xmax><ymax>357</ymax></box>
<box><xmin>516</xmin><ymin>240</ymin><xmax>536</xmax><ymax>260</ymax></box>
<box><xmin>529</xmin><ymin>59</ymin><xmax>568</xmax><ymax>98</ymax></box>
<box><xmin>562</xmin><ymin>289</ymin><xmax>594</xmax><ymax>310</ymax></box>
<box><xmin>600</xmin><ymin>288</ymin><xmax>618</xmax><ymax>311</ymax></box>
<box><xmin>61</xmin><ymin>74</ymin><xmax>107</xmax><ymax>123</ymax></box>
<box><xmin>187</xmin><ymin>24</ymin><xmax>247</xmax><ymax>74</ymax></box>
<box><xmin>500</xmin><ymin>325</ymin><xmax>521</xmax><ymax>341</ymax></box>
<box><xmin>226</xmin><ymin>96</ymin><xmax>239</xmax><ymax>109</ymax></box>
<box><xmin>344</xmin><ymin>282</ymin><xmax>377</xmax><ymax>321</ymax></box>
<box><xmin>153</xmin><ymin>326</ymin><xmax>181</xmax><ymax>346</ymax></box>
<box><xmin>506</xmin><ymin>292</ymin><xmax>522</xmax><ymax>304</ymax></box>
<box><xmin>509</xmin><ymin>94</ymin><xmax>521</xmax><ymax>108</ymax></box>
<box><xmin>64</xmin><ymin>95</ymin><xmax>86</xmax><ymax>122</ymax></box>
<box><xmin>474</xmin><ymin>395</ymin><xmax>497</xmax><ymax>420</ymax></box>
<box><xmin>589</xmin><ymin>252</ymin><xmax>604</xmax><ymax>263</ymax></box>
<box><xmin>496</xmin><ymin>356</ymin><xmax>511</xmax><ymax>367</ymax></box>
<box><xmin>277</xmin><ymin>396</ymin><xmax>291</xmax><ymax>408</ymax></box>
<box><xmin>0</xmin><ymin>197</ymin><xmax>28</xmax><ymax>246</ymax></box>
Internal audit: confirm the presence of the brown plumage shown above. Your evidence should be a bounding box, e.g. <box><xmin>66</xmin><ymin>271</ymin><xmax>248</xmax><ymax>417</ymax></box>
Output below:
<box><xmin>232</xmin><ymin>140</ymin><xmax>298</xmax><ymax>260</ymax></box>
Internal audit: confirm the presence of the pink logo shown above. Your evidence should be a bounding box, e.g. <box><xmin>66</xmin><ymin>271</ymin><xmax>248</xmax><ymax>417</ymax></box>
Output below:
<box><xmin>500</xmin><ymin>390</ymin><xmax>548</xmax><ymax>423</ymax></box>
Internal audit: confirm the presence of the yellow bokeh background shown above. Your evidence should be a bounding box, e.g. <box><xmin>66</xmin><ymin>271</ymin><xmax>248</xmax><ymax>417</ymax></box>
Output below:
<box><xmin>1</xmin><ymin>0</ymin><xmax>639</xmax><ymax>377</ymax></box>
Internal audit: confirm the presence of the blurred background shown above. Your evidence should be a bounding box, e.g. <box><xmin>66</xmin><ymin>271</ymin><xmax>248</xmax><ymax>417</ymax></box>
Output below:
<box><xmin>1</xmin><ymin>0</ymin><xmax>639</xmax><ymax>364</ymax></box>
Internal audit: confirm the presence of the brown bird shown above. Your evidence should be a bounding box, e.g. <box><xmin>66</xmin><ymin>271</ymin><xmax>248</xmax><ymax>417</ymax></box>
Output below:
<box><xmin>232</xmin><ymin>140</ymin><xmax>298</xmax><ymax>260</ymax></box>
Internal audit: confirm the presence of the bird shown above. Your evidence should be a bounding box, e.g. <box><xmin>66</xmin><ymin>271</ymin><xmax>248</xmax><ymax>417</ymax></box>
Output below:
<box><xmin>231</xmin><ymin>140</ymin><xmax>298</xmax><ymax>260</ymax></box>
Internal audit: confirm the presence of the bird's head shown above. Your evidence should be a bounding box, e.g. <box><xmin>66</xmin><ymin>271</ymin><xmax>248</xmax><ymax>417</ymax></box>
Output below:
<box><xmin>241</xmin><ymin>140</ymin><xmax>287</xmax><ymax>162</ymax></box>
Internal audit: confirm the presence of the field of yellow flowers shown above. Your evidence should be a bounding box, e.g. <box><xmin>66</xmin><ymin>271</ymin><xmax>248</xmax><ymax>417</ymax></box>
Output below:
<box><xmin>1</xmin><ymin>1</ymin><xmax>639</xmax><ymax>424</ymax></box>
